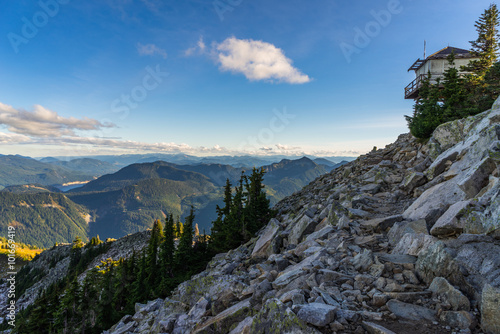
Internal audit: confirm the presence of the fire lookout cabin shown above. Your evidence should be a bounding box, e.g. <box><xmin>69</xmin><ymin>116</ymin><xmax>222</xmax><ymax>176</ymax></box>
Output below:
<box><xmin>404</xmin><ymin>46</ymin><xmax>479</xmax><ymax>99</ymax></box>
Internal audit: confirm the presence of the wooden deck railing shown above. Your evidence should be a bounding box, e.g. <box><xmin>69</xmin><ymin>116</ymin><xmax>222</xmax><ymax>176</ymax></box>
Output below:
<box><xmin>404</xmin><ymin>74</ymin><xmax>429</xmax><ymax>99</ymax></box>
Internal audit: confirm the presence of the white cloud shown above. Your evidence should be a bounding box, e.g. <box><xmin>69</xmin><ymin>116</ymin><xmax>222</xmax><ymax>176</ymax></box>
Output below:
<box><xmin>0</xmin><ymin>132</ymin><xmax>31</xmax><ymax>143</ymax></box>
<box><xmin>185</xmin><ymin>37</ymin><xmax>206</xmax><ymax>56</ymax></box>
<box><xmin>0</xmin><ymin>102</ymin><xmax>234</xmax><ymax>156</ymax></box>
<box><xmin>39</xmin><ymin>136</ymin><xmax>193</xmax><ymax>152</ymax></box>
<box><xmin>276</xmin><ymin>143</ymin><xmax>301</xmax><ymax>151</ymax></box>
<box><xmin>214</xmin><ymin>37</ymin><xmax>311</xmax><ymax>84</ymax></box>
<box><xmin>137</xmin><ymin>43</ymin><xmax>167</xmax><ymax>59</ymax></box>
<box><xmin>12</xmin><ymin>136</ymin><xmax>234</xmax><ymax>155</ymax></box>
<box><xmin>198</xmin><ymin>38</ymin><xmax>206</xmax><ymax>51</ymax></box>
<box><xmin>0</xmin><ymin>127</ymin><xmax>365</xmax><ymax>157</ymax></box>
<box><xmin>0</xmin><ymin>103</ymin><xmax>115</xmax><ymax>138</ymax></box>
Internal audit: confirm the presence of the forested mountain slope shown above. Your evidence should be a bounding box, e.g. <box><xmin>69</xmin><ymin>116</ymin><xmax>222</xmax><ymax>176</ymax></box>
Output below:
<box><xmin>0</xmin><ymin>192</ymin><xmax>89</xmax><ymax>248</ymax></box>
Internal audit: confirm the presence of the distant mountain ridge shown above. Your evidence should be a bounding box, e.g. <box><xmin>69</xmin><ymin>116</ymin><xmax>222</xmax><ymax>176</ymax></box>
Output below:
<box><xmin>0</xmin><ymin>154</ymin><xmax>356</xmax><ymax>190</ymax></box>
<box><xmin>0</xmin><ymin>156</ymin><xmax>345</xmax><ymax>242</ymax></box>
<box><xmin>41</xmin><ymin>153</ymin><xmax>357</xmax><ymax>168</ymax></box>
<box><xmin>72</xmin><ymin>157</ymin><xmax>329</xmax><ymax>193</ymax></box>
<box><xmin>44</xmin><ymin>158</ymin><xmax>118</xmax><ymax>176</ymax></box>
<box><xmin>70</xmin><ymin>161</ymin><xmax>213</xmax><ymax>193</ymax></box>
<box><xmin>0</xmin><ymin>155</ymin><xmax>92</xmax><ymax>189</ymax></box>
<box><xmin>313</xmin><ymin>157</ymin><xmax>337</xmax><ymax>166</ymax></box>
<box><xmin>0</xmin><ymin>155</ymin><xmax>122</xmax><ymax>190</ymax></box>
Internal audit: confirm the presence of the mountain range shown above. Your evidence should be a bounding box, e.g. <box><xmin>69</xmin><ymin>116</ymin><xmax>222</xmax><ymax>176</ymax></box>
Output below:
<box><xmin>0</xmin><ymin>155</ymin><xmax>92</xmax><ymax>190</ymax></box>
<box><xmin>0</xmin><ymin>155</ymin><xmax>348</xmax><ymax>246</ymax></box>
<box><xmin>37</xmin><ymin>153</ymin><xmax>355</xmax><ymax>169</ymax></box>
<box><xmin>41</xmin><ymin>157</ymin><xmax>118</xmax><ymax>176</ymax></box>
<box><xmin>66</xmin><ymin>157</ymin><xmax>342</xmax><ymax>239</ymax></box>
<box><xmin>0</xmin><ymin>154</ymin><xmax>352</xmax><ymax>190</ymax></box>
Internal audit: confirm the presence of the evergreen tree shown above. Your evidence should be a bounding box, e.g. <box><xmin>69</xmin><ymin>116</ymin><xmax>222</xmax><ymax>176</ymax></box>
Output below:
<box><xmin>466</xmin><ymin>3</ymin><xmax>500</xmax><ymax>76</ymax></box>
<box><xmin>88</xmin><ymin>235</ymin><xmax>102</xmax><ymax>247</ymax></box>
<box><xmin>175</xmin><ymin>221</ymin><xmax>183</xmax><ymax>238</ymax></box>
<box><xmin>209</xmin><ymin>179</ymin><xmax>232</xmax><ymax>253</ymax></box>
<box><xmin>226</xmin><ymin>175</ymin><xmax>245</xmax><ymax>248</ymax></box>
<box><xmin>132</xmin><ymin>251</ymin><xmax>147</xmax><ymax>302</ymax></box>
<box><xmin>97</xmin><ymin>262</ymin><xmax>117</xmax><ymax>330</ymax></box>
<box><xmin>45</xmin><ymin>283</ymin><xmax>60</xmax><ymax>333</ymax></box>
<box><xmin>124</xmin><ymin>251</ymin><xmax>138</xmax><ymax>314</ymax></box>
<box><xmin>81</xmin><ymin>268</ymin><xmax>99</xmax><ymax>332</ymax></box>
<box><xmin>175</xmin><ymin>207</ymin><xmax>195</xmax><ymax>270</ymax></box>
<box><xmin>191</xmin><ymin>228</ymin><xmax>210</xmax><ymax>273</ymax></box>
<box><xmin>244</xmin><ymin>167</ymin><xmax>272</xmax><ymax>236</ymax></box>
<box><xmin>69</xmin><ymin>238</ymin><xmax>84</xmax><ymax>272</ymax></box>
<box><xmin>222</xmin><ymin>178</ymin><xmax>232</xmax><ymax>217</ymax></box>
<box><xmin>160</xmin><ymin>214</ymin><xmax>175</xmax><ymax>269</ymax></box>
<box><xmin>25</xmin><ymin>291</ymin><xmax>50</xmax><ymax>334</ymax></box>
<box><xmin>55</xmin><ymin>277</ymin><xmax>81</xmax><ymax>333</ymax></box>
<box><xmin>209</xmin><ymin>170</ymin><xmax>273</xmax><ymax>253</ymax></box>
<box><xmin>441</xmin><ymin>53</ymin><xmax>478</xmax><ymax>120</ymax></box>
<box><xmin>461</xmin><ymin>3</ymin><xmax>500</xmax><ymax>112</ymax></box>
<box><xmin>481</xmin><ymin>61</ymin><xmax>500</xmax><ymax>108</ymax></box>
<box><xmin>406</xmin><ymin>74</ymin><xmax>444</xmax><ymax>139</ymax></box>
<box><xmin>146</xmin><ymin>219</ymin><xmax>163</xmax><ymax>297</ymax></box>
<box><xmin>159</xmin><ymin>214</ymin><xmax>175</xmax><ymax>295</ymax></box>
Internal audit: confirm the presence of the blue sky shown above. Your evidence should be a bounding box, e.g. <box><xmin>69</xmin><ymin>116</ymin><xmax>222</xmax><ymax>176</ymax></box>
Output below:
<box><xmin>0</xmin><ymin>0</ymin><xmax>495</xmax><ymax>157</ymax></box>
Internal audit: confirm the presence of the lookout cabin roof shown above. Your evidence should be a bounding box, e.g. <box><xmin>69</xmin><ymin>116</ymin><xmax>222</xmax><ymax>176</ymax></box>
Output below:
<box><xmin>407</xmin><ymin>46</ymin><xmax>474</xmax><ymax>72</ymax></box>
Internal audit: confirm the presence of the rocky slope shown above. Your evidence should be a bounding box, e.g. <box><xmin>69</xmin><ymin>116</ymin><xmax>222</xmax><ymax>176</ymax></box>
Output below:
<box><xmin>0</xmin><ymin>231</ymin><xmax>150</xmax><ymax>324</ymax></box>
<box><xmin>103</xmin><ymin>97</ymin><xmax>500</xmax><ymax>334</ymax></box>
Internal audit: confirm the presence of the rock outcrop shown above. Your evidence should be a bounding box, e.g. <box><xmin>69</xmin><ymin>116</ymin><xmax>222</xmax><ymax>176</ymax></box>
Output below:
<box><xmin>101</xmin><ymin>98</ymin><xmax>500</xmax><ymax>333</ymax></box>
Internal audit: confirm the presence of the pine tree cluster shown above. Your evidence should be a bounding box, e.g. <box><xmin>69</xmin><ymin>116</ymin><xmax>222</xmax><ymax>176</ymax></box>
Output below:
<box><xmin>209</xmin><ymin>168</ymin><xmax>274</xmax><ymax>253</ymax></box>
<box><xmin>6</xmin><ymin>168</ymin><xmax>273</xmax><ymax>333</ymax></box>
<box><xmin>10</xmin><ymin>211</ymin><xmax>210</xmax><ymax>333</ymax></box>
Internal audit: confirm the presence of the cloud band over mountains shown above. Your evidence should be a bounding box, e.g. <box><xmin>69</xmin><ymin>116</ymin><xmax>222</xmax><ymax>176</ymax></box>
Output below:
<box><xmin>0</xmin><ymin>102</ymin><xmax>114</xmax><ymax>137</ymax></box>
<box><xmin>0</xmin><ymin>102</ymin><xmax>198</xmax><ymax>153</ymax></box>
<box><xmin>0</xmin><ymin>102</ymin><xmax>363</xmax><ymax>157</ymax></box>
<box><xmin>0</xmin><ymin>102</ymin><xmax>295</xmax><ymax>155</ymax></box>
